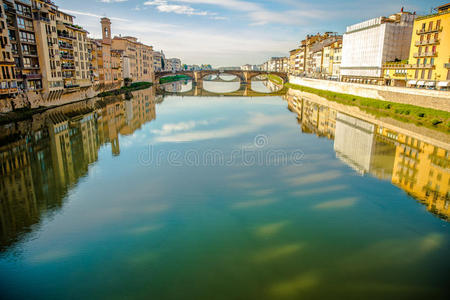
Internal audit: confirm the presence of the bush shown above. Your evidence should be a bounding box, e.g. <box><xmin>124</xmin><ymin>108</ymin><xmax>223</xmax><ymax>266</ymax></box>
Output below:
<box><xmin>431</xmin><ymin>119</ymin><xmax>443</xmax><ymax>126</ymax></box>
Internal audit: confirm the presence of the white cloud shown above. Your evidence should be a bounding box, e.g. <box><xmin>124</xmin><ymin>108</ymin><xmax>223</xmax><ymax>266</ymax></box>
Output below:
<box><xmin>151</xmin><ymin>120</ymin><xmax>212</xmax><ymax>135</ymax></box>
<box><xmin>60</xmin><ymin>9</ymin><xmax>129</xmax><ymax>22</ymax></box>
<box><xmin>176</xmin><ymin>0</ymin><xmax>329</xmax><ymax>25</ymax></box>
<box><xmin>144</xmin><ymin>0</ymin><xmax>211</xmax><ymax>16</ymax></box>
<box><xmin>152</xmin><ymin>112</ymin><xmax>288</xmax><ymax>143</ymax></box>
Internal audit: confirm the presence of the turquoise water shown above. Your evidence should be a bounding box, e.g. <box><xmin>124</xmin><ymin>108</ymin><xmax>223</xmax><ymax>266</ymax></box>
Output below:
<box><xmin>0</xmin><ymin>86</ymin><xmax>449</xmax><ymax>299</ymax></box>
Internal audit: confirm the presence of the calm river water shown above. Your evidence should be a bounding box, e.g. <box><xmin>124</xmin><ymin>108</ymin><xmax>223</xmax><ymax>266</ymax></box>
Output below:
<box><xmin>0</xmin><ymin>80</ymin><xmax>449</xmax><ymax>299</ymax></box>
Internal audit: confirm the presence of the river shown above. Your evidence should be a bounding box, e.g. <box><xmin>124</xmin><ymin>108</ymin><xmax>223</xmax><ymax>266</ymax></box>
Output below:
<box><xmin>0</xmin><ymin>79</ymin><xmax>449</xmax><ymax>299</ymax></box>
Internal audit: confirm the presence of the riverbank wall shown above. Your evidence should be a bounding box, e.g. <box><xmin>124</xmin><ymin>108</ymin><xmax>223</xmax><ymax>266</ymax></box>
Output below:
<box><xmin>0</xmin><ymin>83</ymin><xmax>123</xmax><ymax>113</ymax></box>
<box><xmin>289</xmin><ymin>76</ymin><xmax>450</xmax><ymax>112</ymax></box>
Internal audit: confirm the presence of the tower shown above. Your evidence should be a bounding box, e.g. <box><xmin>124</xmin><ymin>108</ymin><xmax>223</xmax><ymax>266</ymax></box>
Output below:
<box><xmin>101</xmin><ymin>18</ymin><xmax>111</xmax><ymax>44</ymax></box>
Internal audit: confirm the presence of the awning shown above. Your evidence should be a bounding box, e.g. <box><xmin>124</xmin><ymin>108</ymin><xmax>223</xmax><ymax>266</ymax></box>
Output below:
<box><xmin>437</xmin><ymin>81</ymin><xmax>450</xmax><ymax>87</ymax></box>
<box><xmin>407</xmin><ymin>80</ymin><xmax>417</xmax><ymax>85</ymax></box>
<box><xmin>417</xmin><ymin>81</ymin><xmax>425</xmax><ymax>86</ymax></box>
<box><xmin>425</xmin><ymin>81</ymin><xmax>436</xmax><ymax>86</ymax></box>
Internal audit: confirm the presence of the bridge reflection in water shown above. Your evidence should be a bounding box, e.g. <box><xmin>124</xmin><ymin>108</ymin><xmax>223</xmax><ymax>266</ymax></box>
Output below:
<box><xmin>0</xmin><ymin>85</ymin><xmax>449</xmax><ymax>253</ymax></box>
<box><xmin>284</xmin><ymin>88</ymin><xmax>450</xmax><ymax>221</ymax></box>
<box><xmin>158</xmin><ymin>77</ymin><xmax>286</xmax><ymax>97</ymax></box>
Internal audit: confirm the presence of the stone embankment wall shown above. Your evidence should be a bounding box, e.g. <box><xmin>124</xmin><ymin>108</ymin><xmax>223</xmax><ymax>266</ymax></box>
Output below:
<box><xmin>0</xmin><ymin>83</ymin><xmax>122</xmax><ymax>113</ymax></box>
<box><xmin>289</xmin><ymin>76</ymin><xmax>450</xmax><ymax>112</ymax></box>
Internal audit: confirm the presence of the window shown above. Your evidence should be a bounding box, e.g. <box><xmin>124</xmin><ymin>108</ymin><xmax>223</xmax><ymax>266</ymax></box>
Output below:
<box><xmin>421</xmin><ymin>69</ymin><xmax>425</xmax><ymax>79</ymax></box>
<box><xmin>428</xmin><ymin>21</ymin><xmax>433</xmax><ymax>30</ymax></box>
<box><xmin>436</xmin><ymin>20</ymin><xmax>441</xmax><ymax>29</ymax></box>
<box><xmin>428</xmin><ymin>70</ymin><xmax>432</xmax><ymax>80</ymax></box>
<box><xmin>430</xmin><ymin>58</ymin><xmax>434</xmax><ymax>66</ymax></box>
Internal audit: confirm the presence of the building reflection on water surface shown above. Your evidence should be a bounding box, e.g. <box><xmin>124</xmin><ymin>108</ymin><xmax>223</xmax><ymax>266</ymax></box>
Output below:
<box><xmin>285</xmin><ymin>89</ymin><xmax>450</xmax><ymax>221</ymax></box>
<box><xmin>0</xmin><ymin>86</ymin><xmax>449</xmax><ymax>253</ymax></box>
<box><xmin>0</xmin><ymin>88</ymin><xmax>157</xmax><ymax>250</ymax></box>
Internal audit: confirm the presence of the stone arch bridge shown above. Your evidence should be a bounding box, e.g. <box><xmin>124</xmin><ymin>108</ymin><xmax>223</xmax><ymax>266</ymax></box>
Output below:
<box><xmin>155</xmin><ymin>70</ymin><xmax>288</xmax><ymax>88</ymax></box>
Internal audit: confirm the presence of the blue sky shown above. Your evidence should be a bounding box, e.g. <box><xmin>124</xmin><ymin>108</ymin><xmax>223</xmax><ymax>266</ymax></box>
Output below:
<box><xmin>59</xmin><ymin>0</ymin><xmax>443</xmax><ymax>67</ymax></box>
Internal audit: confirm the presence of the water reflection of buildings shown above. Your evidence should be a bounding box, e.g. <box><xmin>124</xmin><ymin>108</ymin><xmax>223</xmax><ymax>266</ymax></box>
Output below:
<box><xmin>0</xmin><ymin>88</ymin><xmax>156</xmax><ymax>250</ymax></box>
<box><xmin>285</xmin><ymin>90</ymin><xmax>450</xmax><ymax>221</ymax></box>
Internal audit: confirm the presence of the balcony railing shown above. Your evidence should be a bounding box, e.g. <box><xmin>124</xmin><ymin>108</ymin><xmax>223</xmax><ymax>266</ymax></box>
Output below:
<box><xmin>20</xmin><ymin>73</ymin><xmax>42</xmax><ymax>80</ymax></box>
<box><xmin>22</xmin><ymin>51</ymin><xmax>38</xmax><ymax>56</ymax></box>
<box><xmin>412</xmin><ymin>63</ymin><xmax>434</xmax><ymax>69</ymax></box>
<box><xmin>416</xmin><ymin>27</ymin><xmax>443</xmax><ymax>34</ymax></box>
<box><xmin>413</xmin><ymin>52</ymin><xmax>438</xmax><ymax>58</ymax></box>
<box><xmin>57</xmin><ymin>31</ymin><xmax>76</xmax><ymax>40</ymax></box>
<box><xmin>61</xmin><ymin>65</ymin><xmax>75</xmax><ymax>70</ymax></box>
<box><xmin>59</xmin><ymin>43</ymin><xmax>73</xmax><ymax>49</ymax></box>
<box><xmin>60</xmin><ymin>53</ymin><xmax>74</xmax><ymax>60</ymax></box>
<box><xmin>383</xmin><ymin>63</ymin><xmax>411</xmax><ymax>69</ymax></box>
<box><xmin>415</xmin><ymin>39</ymin><xmax>439</xmax><ymax>46</ymax></box>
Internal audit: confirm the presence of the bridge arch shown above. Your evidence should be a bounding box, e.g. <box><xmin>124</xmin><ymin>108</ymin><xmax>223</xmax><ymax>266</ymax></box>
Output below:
<box><xmin>155</xmin><ymin>71</ymin><xmax>195</xmax><ymax>83</ymax></box>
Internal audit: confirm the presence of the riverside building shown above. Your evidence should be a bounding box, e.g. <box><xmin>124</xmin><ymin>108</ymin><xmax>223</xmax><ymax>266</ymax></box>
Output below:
<box><xmin>341</xmin><ymin>9</ymin><xmax>415</xmax><ymax>85</ymax></box>
<box><xmin>0</xmin><ymin>1</ymin><xmax>18</xmax><ymax>98</ymax></box>
<box><xmin>384</xmin><ymin>3</ymin><xmax>450</xmax><ymax>89</ymax></box>
<box><xmin>112</xmin><ymin>35</ymin><xmax>154</xmax><ymax>83</ymax></box>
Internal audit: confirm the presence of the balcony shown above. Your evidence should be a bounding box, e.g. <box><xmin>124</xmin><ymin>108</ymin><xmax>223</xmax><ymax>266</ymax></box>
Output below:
<box><xmin>19</xmin><ymin>73</ymin><xmax>42</xmax><ymax>80</ymax></box>
<box><xmin>383</xmin><ymin>63</ymin><xmax>412</xmax><ymax>69</ymax></box>
<box><xmin>415</xmin><ymin>39</ymin><xmax>439</xmax><ymax>46</ymax></box>
<box><xmin>411</xmin><ymin>63</ymin><xmax>434</xmax><ymax>69</ymax></box>
<box><xmin>39</xmin><ymin>16</ymin><xmax>50</xmax><ymax>23</ymax></box>
<box><xmin>22</xmin><ymin>51</ymin><xmax>38</xmax><ymax>57</ymax></box>
<box><xmin>416</xmin><ymin>27</ymin><xmax>443</xmax><ymax>34</ymax></box>
<box><xmin>23</xmin><ymin>64</ymin><xmax>40</xmax><ymax>69</ymax></box>
<box><xmin>61</xmin><ymin>65</ymin><xmax>75</xmax><ymax>70</ymax></box>
<box><xmin>57</xmin><ymin>31</ymin><xmax>76</xmax><ymax>40</ymax></box>
<box><xmin>60</xmin><ymin>53</ymin><xmax>74</xmax><ymax>60</ymax></box>
<box><xmin>59</xmin><ymin>43</ymin><xmax>73</xmax><ymax>50</ymax></box>
<box><xmin>413</xmin><ymin>52</ymin><xmax>438</xmax><ymax>58</ymax></box>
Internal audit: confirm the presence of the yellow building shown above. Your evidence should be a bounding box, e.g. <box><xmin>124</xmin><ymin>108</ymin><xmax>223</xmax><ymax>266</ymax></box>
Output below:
<box><xmin>289</xmin><ymin>48</ymin><xmax>304</xmax><ymax>76</ymax></box>
<box><xmin>383</xmin><ymin>3</ymin><xmax>450</xmax><ymax>89</ymax></box>
<box><xmin>112</xmin><ymin>35</ymin><xmax>154</xmax><ymax>84</ymax></box>
<box><xmin>328</xmin><ymin>40</ymin><xmax>342</xmax><ymax>80</ymax></box>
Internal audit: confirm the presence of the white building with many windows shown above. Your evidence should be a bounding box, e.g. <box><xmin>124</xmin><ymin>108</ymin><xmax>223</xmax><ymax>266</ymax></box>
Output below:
<box><xmin>340</xmin><ymin>10</ymin><xmax>415</xmax><ymax>84</ymax></box>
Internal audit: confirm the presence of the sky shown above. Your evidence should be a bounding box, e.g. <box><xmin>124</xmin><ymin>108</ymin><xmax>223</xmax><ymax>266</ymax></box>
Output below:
<box><xmin>59</xmin><ymin>0</ymin><xmax>443</xmax><ymax>67</ymax></box>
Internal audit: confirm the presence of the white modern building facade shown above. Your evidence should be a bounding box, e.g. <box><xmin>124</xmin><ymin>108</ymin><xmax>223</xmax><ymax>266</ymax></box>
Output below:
<box><xmin>340</xmin><ymin>11</ymin><xmax>414</xmax><ymax>84</ymax></box>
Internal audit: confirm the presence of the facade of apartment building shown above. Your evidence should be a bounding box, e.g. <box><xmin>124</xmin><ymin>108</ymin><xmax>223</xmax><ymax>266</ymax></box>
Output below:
<box><xmin>0</xmin><ymin>0</ymin><xmax>18</xmax><ymax>99</ymax></box>
<box><xmin>166</xmin><ymin>57</ymin><xmax>181</xmax><ymax>72</ymax></box>
<box><xmin>305</xmin><ymin>33</ymin><xmax>342</xmax><ymax>79</ymax></box>
<box><xmin>153</xmin><ymin>50</ymin><xmax>164</xmax><ymax>72</ymax></box>
<box><xmin>112</xmin><ymin>35</ymin><xmax>153</xmax><ymax>83</ymax></box>
<box><xmin>241</xmin><ymin>64</ymin><xmax>259</xmax><ymax>71</ymax></box>
<box><xmin>3</xmin><ymin>0</ymin><xmax>42</xmax><ymax>93</ymax></box>
<box><xmin>264</xmin><ymin>57</ymin><xmax>288</xmax><ymax>72</ymax></box>
<box><xmin>289</xmin><ymin>47</ymin><xmax>305</xmax><ymax>76</ymax></box>
<box><xmin>55</xmin><ymin>10</ymin><xmax>91</xmax><ymax>90</ymax></box>
<box><xmin>341</xmin><ymin>10</ymin><xmax>415</xmax><ymax>84</ymax></box>
<box><xmin>384</xmin><ymin>3</ymin><xmax>450</xmax><ymax>89</ymax></box>
<box><xmin>328</xmin><ymin>40</ymin><xmax>342</xmax><ymax>80</ymax></box>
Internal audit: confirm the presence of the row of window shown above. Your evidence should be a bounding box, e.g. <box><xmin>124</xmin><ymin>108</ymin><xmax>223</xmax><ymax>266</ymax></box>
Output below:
<box><xmin>420</xmin><ymin>19</ymin><xmax>441</xmax><ymax>31</ymax></box>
